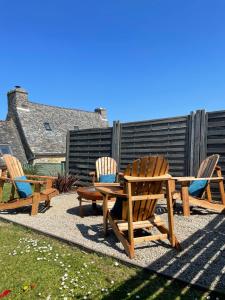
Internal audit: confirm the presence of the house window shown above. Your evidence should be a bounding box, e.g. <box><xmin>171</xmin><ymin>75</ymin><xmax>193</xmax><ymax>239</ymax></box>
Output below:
<box><xmin>0</xmin><ymin>145</ymin><xmax>12</xmax><ymax>155</ymax></box>
<box><xmin>44</xmin><ymin>122</ymin><xmax>52</xmax><ymax>131</ymax></box>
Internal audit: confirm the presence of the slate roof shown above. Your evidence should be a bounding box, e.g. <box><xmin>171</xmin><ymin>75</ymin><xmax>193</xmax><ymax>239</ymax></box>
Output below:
<box><xmin>7</xmin><ymin>87</ymin><xmax>108</xmax><ymax>160</ymax></box>
<box><xmin>0</xmin><ymin>120</ymin><xmax>27</xmax><ymax>163</ymax></box>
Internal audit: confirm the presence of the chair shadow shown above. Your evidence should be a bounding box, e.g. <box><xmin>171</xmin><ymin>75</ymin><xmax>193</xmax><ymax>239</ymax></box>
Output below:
<box><xmin>76</xmin><ymin>223</ymin><xmax>126</xmax><ymax>254</ymax></box>
<box><xmin>102</xmin><ymin>213</ymin><xmax>225</xmax><ymax>299</ymax></box>
<box><xmin>156</xmin><ymin>202</ymin><xmax>218</xmax><ymax>216</ymax></box>
<box><xmin>0</xmin><ymin>203</ymin><xmax>51</xmax><ymax>215</ymax></box>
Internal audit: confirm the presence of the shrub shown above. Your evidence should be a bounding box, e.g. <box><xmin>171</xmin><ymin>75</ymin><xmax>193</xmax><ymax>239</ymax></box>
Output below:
<box><xmin>22</xmin><ymin>164</ymin><xmax>41</xmax><ymax>175</ymax></box>
<box><xmin>53</xmin><ymin>174</ymin><xmax>80</xmax><ymax>193</ymax></box>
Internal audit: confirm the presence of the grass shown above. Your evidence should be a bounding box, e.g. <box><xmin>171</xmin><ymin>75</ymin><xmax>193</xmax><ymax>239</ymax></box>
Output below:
<box><xmin>0</xmin><ymin>220</ymin><xmax>224</xmax><ymax>300</ymax></box>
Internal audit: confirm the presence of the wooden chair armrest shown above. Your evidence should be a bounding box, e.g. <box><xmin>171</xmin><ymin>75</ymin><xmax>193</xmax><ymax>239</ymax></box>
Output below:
<box><xmin>0</xmin><ymin>177</ymin><xmax>47</xmax><ymax>185</ymax></box>
<box><xmin>173</xmin><ymin>177</ymin><xmax>195</xmax><ymax>182</ymax></box>
<box><xmin>174</xmin><ymin>176</ymin><xmax>223</xmax><ymax>182</ymax></box>
<box><xmin>124</xmin><ymin>174</ymin><xmax>172</xmax><ymax>182</ymax></box>
<box><xmin>13</xmin><ymin>179</ymin><xmax>47</xmax><ymax>185</ymax></box>
<box><xmin>94</xmin><ymin>182</ymin><xmax>121</xmax><ymax>187</ymax></box>
<box><xmin>25</xmin><ymin>175</ymin><xmax>57</xmax><ymax>180</ymax></box>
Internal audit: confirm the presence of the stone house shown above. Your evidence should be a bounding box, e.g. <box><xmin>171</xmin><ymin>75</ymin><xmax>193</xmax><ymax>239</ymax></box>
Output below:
<box><xmin>0</xmin><ymin>86</ymin><xmax>108</xmax><ymax>164</ymax></box>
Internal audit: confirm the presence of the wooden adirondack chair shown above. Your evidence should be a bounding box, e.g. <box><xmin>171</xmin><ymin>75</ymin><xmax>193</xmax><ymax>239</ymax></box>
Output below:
<box><xmin>173</xmin><ymin>154</ymin><xmax>225</xmax><ymax>216</ymax></box>
<box><xmin>0</xmin><ymin>154</ymin><xmax>59</xmax><ymax>215</ymax></box>
<box><xmin>97</xmin><ymin>156</ymin><xmax>180</xmax><ymax>258</ymax></box>
<box><xmin>89</xmin><ymin>157</ymin><xmax>122</xmax><ymax>186</ymax></box>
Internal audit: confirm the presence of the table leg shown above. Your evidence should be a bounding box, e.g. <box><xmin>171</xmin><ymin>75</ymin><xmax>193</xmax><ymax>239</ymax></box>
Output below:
<box><xmin>92</xmin><ymin>200</ymin><xmax>98</xmax><ymax>215</ymax></box>
<box><xmin>103</xmin><ymin>194</ymin><xmax>109</xmax><ymax>236</ymax></box>
<box><xmin>181</xmin><ymin>182</ymin><xmax>190</xmax><ymax>216</ymax></box>
<box><xmin>78</xmin><ymin>196</ymin><xmax>84</xmax><ymax>218</ymax></box>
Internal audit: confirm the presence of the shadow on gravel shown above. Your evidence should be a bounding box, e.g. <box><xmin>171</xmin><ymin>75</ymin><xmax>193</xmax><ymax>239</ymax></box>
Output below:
<box><xmin>103</xmin><ymin>214</ymin><xmax>225</xmax><ymax>299</ymax></box>
<box><xmin>76</xmin><ymin>223</ymin><xmax>125</xmax><ymax>254</ymax></box>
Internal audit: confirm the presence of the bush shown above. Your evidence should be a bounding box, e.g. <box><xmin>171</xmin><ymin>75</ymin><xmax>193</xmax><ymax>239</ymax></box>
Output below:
<box><xmin>53</xmin><ymin>174</ymin><xmax>80</xmax><ymax>193</ymax></box>
<box><xmin>22</xmin><ymin>164</ymin><xmax>41</xmax><ymax>175</ymax></box>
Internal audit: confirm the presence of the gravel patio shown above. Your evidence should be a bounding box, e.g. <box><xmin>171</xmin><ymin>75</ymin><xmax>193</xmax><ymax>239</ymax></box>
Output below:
<box><xmin>0</xmin><ymin>192</ymin><xmax>225</xmax><ymax>294</ymax></box>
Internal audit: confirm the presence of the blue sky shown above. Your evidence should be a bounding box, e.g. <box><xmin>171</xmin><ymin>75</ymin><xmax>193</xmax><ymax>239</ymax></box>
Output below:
<box><xmin>0</xmin><ymin>0</ymin><xmax>225</xmax><ymax>124</ymax></box>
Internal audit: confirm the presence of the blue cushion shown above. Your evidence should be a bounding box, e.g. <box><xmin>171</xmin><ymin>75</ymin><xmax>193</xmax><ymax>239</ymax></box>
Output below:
<box><xmin>14</xmin><ymin>176</ymin><xmax>33</xmax><ymax>198</ymax></box>
<box><xmin>99</xmin><ymin>174</ymin><xmax>116</xmax><ymax>183</ymax></box>
<box><xmin>189</xmin><ymin>180</ymin><xmax>208</xmax><ymax>197</ymax></box>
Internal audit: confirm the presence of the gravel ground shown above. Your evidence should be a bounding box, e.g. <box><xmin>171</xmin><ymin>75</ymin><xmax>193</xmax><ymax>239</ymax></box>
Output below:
<box><xmin>1</xmin><ymin>193</ymin><xmax>225</xmax><ymax>293</ymax></box>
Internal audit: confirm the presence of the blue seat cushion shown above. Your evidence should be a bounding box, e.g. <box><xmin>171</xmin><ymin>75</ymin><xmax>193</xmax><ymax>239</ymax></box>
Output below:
<box><xmin>14</xmin><ymin>176</ymin><xmax>33</xmax><ymax>198</ymax></box>
<box><xmin>189</xmin><ymin>180</ymin><xmax>208</xmax><ymax>197</ymax></box>
<box><xmin>99</xmin><ymin>174</ymin><xmax>116</xmax><ymax>183</ymax></box>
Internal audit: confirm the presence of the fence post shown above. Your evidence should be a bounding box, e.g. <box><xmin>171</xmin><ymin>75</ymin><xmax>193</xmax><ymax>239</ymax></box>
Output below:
<box><xmin>112</xmin><ymin>121</ymin><xmax>121</xmax><ymax>170</ymax></box>
<box><xmin>188</xmin><ymin>110</ymin><xmax>207</xmax><ymax>176</ymax></box>
<box><xmin>65</xmin><ymin>130</ymin><xmax>71</xmax><ymax>174</ymax></box>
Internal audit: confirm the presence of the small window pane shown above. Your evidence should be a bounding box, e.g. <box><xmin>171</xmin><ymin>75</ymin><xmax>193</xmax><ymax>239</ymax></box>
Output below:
<box><xmin>44</xmin><ymin>122</ymin><xmax>52</xmax><ymax>131</ymax></box>
<box><xmin>0</xmin><ymin>145</ymin><xmax>12</xmax><ymax>154</ymax></box>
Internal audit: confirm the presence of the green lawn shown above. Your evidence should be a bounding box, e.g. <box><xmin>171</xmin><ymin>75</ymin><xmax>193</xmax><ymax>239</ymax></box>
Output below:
<box><xmin>0</xmin><ymin>220</ymin><xmax>223</xmax><ymax>300</ymax></box>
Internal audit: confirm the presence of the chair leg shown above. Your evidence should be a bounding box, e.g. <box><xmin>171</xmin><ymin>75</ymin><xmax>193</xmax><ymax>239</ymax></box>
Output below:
<box><xmin>218</xmin><ymin>180</ymin><xmax>225</xmax><ymax>206</ymax></box>
<box><xmin>181</xmin><ymin>182</ymin><xmax>190</xmax><ymax>216</ymax></box>
<box><xmin>31</xmin><ymin>195</ymin><xmax>39</xmax><ymax>216</ymax></box>
<box><xmin>206</xmin><ymin>184</ymin><xmax>212</xmax><ymax>202</ymax></box>
<box><xmin>216</xmin><ymin>167</ymin><xmax>225</xmax><ymax>206</ymax></box>
<box><xmin>166</xmin><ymin>180</ymin><xmax>176</xmax><ymax>247</ymax></box>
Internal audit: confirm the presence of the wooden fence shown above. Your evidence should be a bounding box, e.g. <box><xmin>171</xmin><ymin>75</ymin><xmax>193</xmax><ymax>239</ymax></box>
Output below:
<box><xmin>66</xmin><ymin>109</ymin><xmax>225</xmax><ymax>186</ymax></box>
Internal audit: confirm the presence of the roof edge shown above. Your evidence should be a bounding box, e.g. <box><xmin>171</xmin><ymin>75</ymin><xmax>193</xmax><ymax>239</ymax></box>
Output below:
<box><xmin>28</xmin><ymin>100</ymin><xmax>107</xmax><ymax>116</ymax></box>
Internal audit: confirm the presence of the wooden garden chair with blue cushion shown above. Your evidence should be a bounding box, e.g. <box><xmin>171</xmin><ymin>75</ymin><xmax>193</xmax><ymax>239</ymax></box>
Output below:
<box><xmin>89</xmin><ymin>157</ymin><xmax>122</xmax><ymax>186</ymax></box>
<box><xmin>0</xmin><ymin>154</ymin><xmax>59</xmax><ymax>215</ymax></box>
<box><xmin>172</xmin><ymin>154</ymin><xmax>225</xmax><ymax>216</ymax></box>
<box><xmin>96</xmin><ymin>156</ymin><xmax>180</xmax><ymax>258</ymax></box>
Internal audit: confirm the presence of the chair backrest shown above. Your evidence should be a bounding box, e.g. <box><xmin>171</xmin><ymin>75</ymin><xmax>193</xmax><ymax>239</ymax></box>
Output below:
<box><xmin>123</xmin><ymin>156</ymin><xmax>169</xmax><ymax>221</ymax></box>
<box><xmin>3</xmin><ymin>154</ymin><xmax>24</xmax><ymax>179</ymax></box>
<box><xmin>96</xmin><ymin>157</ymin><xmax>117</xmax><ymax>181</ymax></box>
<box><xmin>197</xmin><ymin>154</ymin><xmax>219</xmax><ymax>178</ymax></box>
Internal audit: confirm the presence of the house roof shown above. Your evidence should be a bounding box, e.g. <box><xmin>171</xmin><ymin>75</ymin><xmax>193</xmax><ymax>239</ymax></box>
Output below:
<box><xmin>16</xmin><ymin>100</ymin><xmax>108</xmax><ymax>156</ymax></box>
<box><xmin>7</xmin><ymin>87</ymin><xmax>108</xmax><ymax>159</ymax></box>
<box><xmin>0</xmin><ymin>120</ymin><xmax>27</xmax><ymax>163</ymax></box>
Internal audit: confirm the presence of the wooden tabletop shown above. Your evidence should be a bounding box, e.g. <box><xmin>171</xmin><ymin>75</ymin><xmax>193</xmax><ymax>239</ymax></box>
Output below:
<box><xmin>96</xmin><ymin>186</ymin><xmax>127</xmax><ymax>198</ymax></box>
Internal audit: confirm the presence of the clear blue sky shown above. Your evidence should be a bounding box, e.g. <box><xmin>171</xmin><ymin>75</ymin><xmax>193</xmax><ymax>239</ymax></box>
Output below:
<box><xmin>1</xmin><ymin>0</ymin><xmax>225</xmax><ymax>124</ymax></box>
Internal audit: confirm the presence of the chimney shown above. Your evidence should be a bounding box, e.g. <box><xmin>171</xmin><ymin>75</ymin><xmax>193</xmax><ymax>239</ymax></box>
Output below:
<box><xmin>95</xmin><ymin>107</ymin><xmax>107</xmax><ymax>120</ymax></box>
<box><xmin>7</xmin><ymin>86</ymin><xmax>29</xmax><ymax>119</ymax></box>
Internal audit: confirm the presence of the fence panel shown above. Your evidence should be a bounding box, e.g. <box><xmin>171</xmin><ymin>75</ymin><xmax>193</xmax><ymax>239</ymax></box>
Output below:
<box><xmin>207</xmin><ymin>110</ymin><xmax>225</xmax><ymax>198</ymax></box>
<box><xmin>120</xmin><ymin>116</ymin><xmax>190</xmax><ymax>176</ymax></box>
<box><xmin>67</xmin><ymin>109</ymin><xmax>225</xmax><ymax>190</ymax></box>
<box><xmin>68</xmin><ymin>127</ymin><xmax>113</xmax><ymax>181</ymax></box>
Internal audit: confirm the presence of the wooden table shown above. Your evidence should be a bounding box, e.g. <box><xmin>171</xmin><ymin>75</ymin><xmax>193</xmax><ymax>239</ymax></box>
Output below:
<box><xmin>77</xmin><ymin>187</ymin><xmax>103</xmax><ymax>217</ymax></box>
<box><xmin>77</xmin><ymin>185</ymin><xmax>119</xmax><ymax>217</ymax></box>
